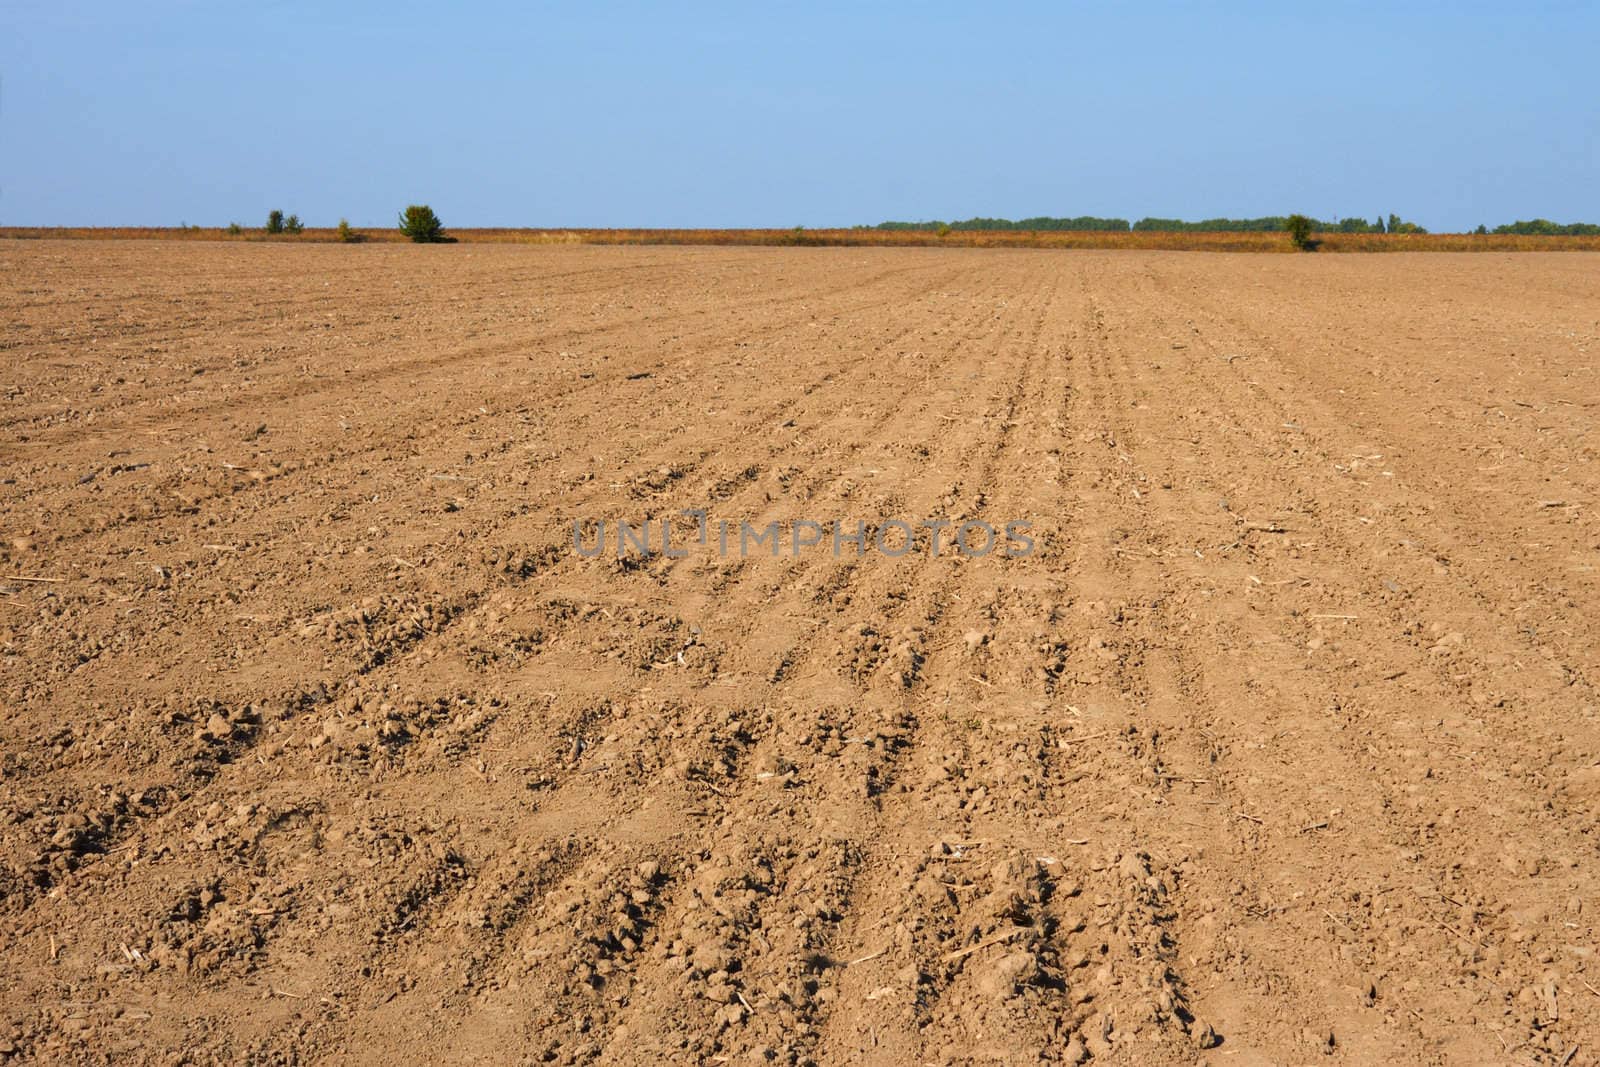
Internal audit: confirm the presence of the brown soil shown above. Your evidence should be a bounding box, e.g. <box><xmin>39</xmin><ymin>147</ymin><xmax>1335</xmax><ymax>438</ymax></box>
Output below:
<box><xmin>2</xmin><ymin>241</ymin><xmax>1598</xmax><ymax>1065</ymax></box>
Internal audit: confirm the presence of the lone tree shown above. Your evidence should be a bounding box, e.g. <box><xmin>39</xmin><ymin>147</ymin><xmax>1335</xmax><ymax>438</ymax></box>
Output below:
<box><xmin>1285</xmin><ymin>214</ymin><xmax>1315</xmax><ymax>251</ymax></box>
<box><xmin>266</xmin><ymin>209</ymin><xmax>285</xmax><ymax>234</ymax></box>
<box><xmin>398</xmin><ymin>204</ymin><xmax>445</xmax><ymax>243</ymax></box>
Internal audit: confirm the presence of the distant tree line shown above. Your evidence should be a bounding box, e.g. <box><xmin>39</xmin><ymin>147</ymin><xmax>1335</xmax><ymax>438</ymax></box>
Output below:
<box><xmin>873</xmin><ymin>213</ymin><xmax>1448</xmax><ymax>234</ymax></box>
<box><xmin>1134</xmin><ymin>216</ymin><xmax>1296</xmax><ymax>232</ymax></box>
<box><xmin>874</xmin><ymin>216</ymin><xmax>1131</xmax><ymax>232</ymax></box>
<box><xmin>1490</xmin><ymin>219</ymin><xmax>1600</xmax><ymax>236</ymax></box>
<box><xmin>1134</xmin><ymin>214</ymin><xmax>1427</xmax><ymax>234</ymax></box>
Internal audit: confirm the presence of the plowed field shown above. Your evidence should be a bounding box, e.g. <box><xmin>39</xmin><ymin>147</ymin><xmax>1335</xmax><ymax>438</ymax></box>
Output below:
<box><xmin>3</xmin><ymin>242</ymin><xmax>1599</xmax><ymax>1064</ymax></box>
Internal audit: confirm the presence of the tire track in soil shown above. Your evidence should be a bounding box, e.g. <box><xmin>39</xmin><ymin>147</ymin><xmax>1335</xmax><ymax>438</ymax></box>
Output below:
<box><xmin>4</xmin><ymin>257</ymin><xmax>962</xmax><ymax>563</ymax></box>
<box><xmin>581</xmin><ymin>273</ymin><xmax>1067</xmax><ymax>1065</ymax></box>
<box><xmin>1084</xmin><ymin>258</ymin><xmax>1600</xmax><ymax>1063</ymax></box>
<box><xmin>81</xmin><ymin>262</ymin><xmax>1030</xmax><ymax>1062</ymax></box>
<box><xmin>805</xmin><ymin>265</ymin><xmax>1201</xmax><ymax>1065</ymax></box>
<box><xmin>0</xmin><ymin>247</ymin><xmax>985</xmax><ymax>1062</ymax></box>
<box><xmin>3</xmin><ymin>262</ymin><xmax>1011</xmax><ymax>947</ymax></box>
<box><xmin>320</xmin><ymin>268</ymin><xmax>1061</xmax><ymax>1065</ymax></box>
<box><xmin>0</xmin><ymin>250</ymin><xmax>915</xmax><ymax>438</ymax></box>
<box><xmin>1139</xmin><ymin>263</ymin><xmax>1597</xmax><ymax>704</ymax></box>
<box><xmin>4</xmin><ymin>260</ymin><xmax>980</xmax><ymax>704</ymax></box>
<box><xmin>1063</xmin><ymin>268</ymin><xmax>1403</xmax><ymax>1061</ymax></box>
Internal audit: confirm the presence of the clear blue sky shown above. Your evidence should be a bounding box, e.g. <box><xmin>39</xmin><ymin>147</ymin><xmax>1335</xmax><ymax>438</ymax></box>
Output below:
<box><xmin>3</xmin><ymin>1</ymin><xmax>1595</xmax><ymax>231</ymax></box>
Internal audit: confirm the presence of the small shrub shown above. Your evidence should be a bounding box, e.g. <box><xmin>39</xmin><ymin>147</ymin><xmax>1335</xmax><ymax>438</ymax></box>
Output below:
<box><xmin>399</xmin><ymin>204</ymin><xmax>445</xmax><ymax>243</ymax></box>
<box><xmin>1285</xmin><ymin>214</ymin><xmax>1315</xmax><ymax>251</ymax></box>
<box><xmin>266</xmin><ymin>209</ymin><xmax>284</xmax><ymax>234</ymax></box>
<box><xmin>283</xmin><ymin>214</ymin><xmax>303</xmax><ymax>235</ymax></box>
<box><xmin>226</xmin><ymin>222</ymin><xmax>243</xmax><ymax>236</ymax></box>
<box><xmin>936</xmin><ymin>224</ymin><xmax>953</xmax><ymax>238</ymax></box>
<box><xmin>336</xmin><ymin>218</ymin><xmax>360</xmax><ymax>243</ymax></box>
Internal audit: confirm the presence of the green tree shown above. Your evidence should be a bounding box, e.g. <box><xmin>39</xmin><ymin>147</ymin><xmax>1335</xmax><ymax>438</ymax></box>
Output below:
<box><xmin>266</xmin><ymin>209</ymin><xmax>284</xmax><ymax>234</ymax></box>
<box><xmin>398</xmin><ymin>204</ymin><xmax>446</xmax><ymax>243</ymax></box>
<box><xmin>337</xmin><ymin>218</ymin><xmax>359</xmax><ymax>243</ymax></box>
<box><xmin>283</xmin><ymin>214</ymin><xmax>303</xmax><ymax>235</ymax></box>
<box><xmin>1492</xmin><ymin>219</ymin><xmax>1600</xmax><ymax>236</ymax></box>
<box><xmin>1285</xmin><ymin>214</ymin><xmax>1315</xmax><ymax>251</ymax></box>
